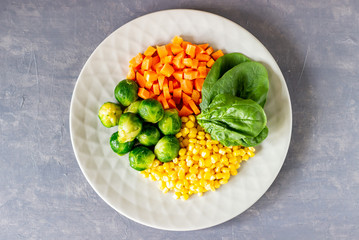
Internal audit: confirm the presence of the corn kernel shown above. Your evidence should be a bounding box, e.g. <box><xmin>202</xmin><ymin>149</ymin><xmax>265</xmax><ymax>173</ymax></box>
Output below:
<box><xmin>199</xmin><ymin>139</ymin><xmax>206</xmax><ymax>145</ymax></box>
<box><xmin>186</xmin><ymin>121</ymin><xmax>195</xmax><ymax>128</ymax></box>
<box><xmin>205</xmin><ymin>133</ymin><xmax>212</xmax><ymax>140</ymax></box>
<box><xmin>181</xmin><ymin>116</ymin><xmax>189</xmax><ymax>123</ymax></box>
<box><xmin>197</xmin><ymin>135</ymin><xmax>205</xmax><ymax>140</ymax></box>
<box><xmin>179</xmin><ymin>148</ymin><xmax>187</xmax><ymax>156</ymax></box>
<box><xmin>247</xmin><ymin>151</ymin><xmax>255</xmax><ymax>158</ymax></box>
<box><xmin>219</xmin><ymin>148</ymin><xmax>226</xmax><ymax>155</ymax></box>
<box><xmin>188</xmin><ymin>115</ymin><xmax>196</xmax><ymax>122</ymax></box>
<box><xmin>242</xmin><ymin>154</ymin><xmax>250</xmax><ymax>161</ymax></box>
<box><xmin>189</xmin><ymin>128</ymin><xmax>197</xmax><ymax>135</ymax></box>
<box><xmin>201</xmin><ymin>149</ymin><xmax>210</xmax><ymax>158</ymax></box>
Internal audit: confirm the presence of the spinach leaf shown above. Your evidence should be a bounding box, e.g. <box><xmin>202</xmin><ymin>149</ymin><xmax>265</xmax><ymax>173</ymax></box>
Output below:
<box><xmin>197</xmin><ymin>94</ymin><xmax>267</xmax><ymax>147</ymax></box>
<box><xmin>200</xmin><ymin>53</ymin><xmax>251</xmax><ymax>110</ymax></box>
<box><xmin>238</xmin><ymin>126</ymin><xmax>268</xmax><ymax>147</ymax></box>
<box><xmin>204</xmin><ymin>61</ymin><xmax>269</xmax><ymax>109</ymax></box>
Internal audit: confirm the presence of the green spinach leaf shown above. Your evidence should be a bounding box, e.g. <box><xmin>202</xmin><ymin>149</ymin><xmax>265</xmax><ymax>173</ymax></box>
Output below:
<box><xmin>200</xmin><ymin>53</ymin><xmax>251</xmax><ymax>110</ymax></box>
<box><xmin>203</xmin><ymin>61</ymin><xmax>269</xmax><ymax>109</ymax></box>
<box><xmin>197</xmin><ymin>94</ymin><xmax>267</xmax><ymax>147</ymax></box>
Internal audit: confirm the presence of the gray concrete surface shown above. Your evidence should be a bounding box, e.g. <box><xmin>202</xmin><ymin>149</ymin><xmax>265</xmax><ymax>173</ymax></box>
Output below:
<box><xmin>1</xmin><ymin>0</ymin><xmax>359</xmax><ymax>239</ymax></box>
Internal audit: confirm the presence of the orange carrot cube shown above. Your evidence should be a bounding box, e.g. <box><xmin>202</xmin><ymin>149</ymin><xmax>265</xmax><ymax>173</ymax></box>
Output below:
<box><xmin>156</xmin><ymin>45</ymin><xmax>168</xmax><ymax>58</ymax></box>
<box><xmin>160</xmin><ymin>63</ymin><xmax>175</xmax><ymax>77</ymax></box>
<box><xmin>144</xmin><ymin>46</ymin><xmax>156</xmax><ymax>57</ymax></box>
<box><xmin>211</xmin><ymin>50</ymin><xmax>224</xmax><ymax>60</ymax></box>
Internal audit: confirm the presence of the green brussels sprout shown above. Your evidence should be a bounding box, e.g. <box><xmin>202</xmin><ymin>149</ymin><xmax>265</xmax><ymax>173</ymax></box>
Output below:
<box><xmin>114</xmin><ymin>79</ymin><xmax>139</xmax><ymax>107</ymax></box>
<box><xmin>158</xmin><ymin>109</ymin><xmax>181</xmax><ymax>135</ymax></box>
<box><xmin>136</xmin><ymin>125</ymin><xmax>161</xmax><ymax>146</ymax></box>
<box><xmin>154</xmin><ymin>136</ymin><xmax>180</xmax><ymax>162</ymax></box>
<box><xmin>110</xmin><ymin>132</ymin><xmax>135</xmax><ymax>155</ymax></box>
<box><xmin>124</xmin><ymin>100</ymin><xmax>142</xmax><ymax>114</ymax></box>
<box><xmin>98</xmin><ymin>102</ymin><xmax>122</xmax><ymax>128</ymax></box>
<box><xmin>117</xmin><ymin>112</ymin><xmax>143</xmax><ymax>143</ymax></box>
<box><xmin>129</xmin><ymin>146</ymin><xmax>155</xmax><ymax>171</ymax></box>
<box><xmin>138</xmin><ymin>99</ymin><xmax>164</xmax><ymax>123</ymax></box>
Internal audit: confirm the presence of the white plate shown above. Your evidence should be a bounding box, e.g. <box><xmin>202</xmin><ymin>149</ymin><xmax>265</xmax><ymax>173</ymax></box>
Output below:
<box><xmin>70</xmin><ymin>9</ymin><xmax>292</xmax><ymax>231</ymax></box>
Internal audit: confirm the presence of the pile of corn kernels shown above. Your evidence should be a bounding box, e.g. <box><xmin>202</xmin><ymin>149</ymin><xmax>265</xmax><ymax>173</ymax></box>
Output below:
<box><xmin>141</xmin><ymin>115</ymin><xmax>255</xmax><ymax>200</ymax></box>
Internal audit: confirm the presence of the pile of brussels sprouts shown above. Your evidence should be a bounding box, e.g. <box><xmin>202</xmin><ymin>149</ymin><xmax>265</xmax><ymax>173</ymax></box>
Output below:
<box><xmin>98</xmin><ymin>79</ymin><xmax>182</xmax><ymax>171</ymax></box>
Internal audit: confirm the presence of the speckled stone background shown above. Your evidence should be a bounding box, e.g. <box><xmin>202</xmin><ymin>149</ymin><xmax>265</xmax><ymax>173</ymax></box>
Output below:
<box><xmin>1</xmin><ymin>0</ymin><xmax>358</xmax><ymax>239</ymax></box>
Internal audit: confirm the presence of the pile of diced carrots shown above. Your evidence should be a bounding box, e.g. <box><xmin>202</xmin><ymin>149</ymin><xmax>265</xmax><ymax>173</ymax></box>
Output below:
<box><xmin>126</xmin><ymin>36</ymin><xmax>224</xmax><ymax>116</ymax></box>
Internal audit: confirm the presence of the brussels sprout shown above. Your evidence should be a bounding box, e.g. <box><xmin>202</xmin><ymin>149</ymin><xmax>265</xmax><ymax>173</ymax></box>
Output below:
<box><xmin>158</xmin><ymin>109</ymin><xmax>181</xmax><ymax>135</ymax></box>
<box><xmin>124</xmin><ymin>100</ymin><xmax>142</xmax><ymax>114</ymax></box>
<box><xmin>129</xmin><ymin>146</ymin><xmax>155</xmax><ymax>171</ymax></box>
<box><xmin>114</xmin><ymin>79</ymin><xmax>139</xmax><ymax>107</ymax></box>
<box><xmin>154</xmin><ymin>136</ymin><xmax>180</xmax><ymax>162</ymax></box>
<box><xmin>138</xmin><ymin>99</ymin><xmax>164</xmax><ymax>123</ymax></box>
<box><xmin>98</xmin><ymin>102</ymin><xmax>122</xmax><ymax>128</ymax></box>
<box><xmin>110</xmin><ymin>132</ymin><xmax>135</xmax><ymax>155</ymax></box>
<box><xmin>136</xmin><ymin>125</ymin><xmax>161</xmax><ymax>146</ymax></box>
<box><xmin>117</xmin><ymin>112</ymin><xmax>143</xmax><ymax>143</ymax></box>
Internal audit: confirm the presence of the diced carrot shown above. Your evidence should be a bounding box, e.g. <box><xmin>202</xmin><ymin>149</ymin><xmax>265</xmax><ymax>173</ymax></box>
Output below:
<box><xmin>181</xmin><ymin>41</ymin><xmax>191</xmax><ymax>50</ymax></box>
<box><xmin>168</xmin><ymin>99</ymin><xmax>176</xmax><ymax>108</ymax></box>
<box><xmin>183</xmin><ymin>58</ymin><xmax>193</xmax><ymax>67</ymax></box>
<box><xmin>144</xmin><ymin>70</ymin><xmax>158</xmax><ymax>82</ymax></box>
<box><xmin>136</xmin><ymin>72</ymin><xmax>146</xmax><ymax>88</ymax></box>
<box><xmin>160</xmin><ymin>63</ymin><xmax>175</xmax><ymax>77</ymax></box>
<box><xmin>158</xmin><ymin>75</ymin><xmax>165</xmax><ymax>90</ymax></box>
<box><xmin>194</xmin><ymin>78</ymin><xmax>205</xmax><ymax>91</ymax></box>
<box><xmin>182</xmin><ymin>92</ymin><xmax>192</xmax><ymax>106</ymax></box>
<box><xmin>156</xmin><ymin>45</ymin><xmax>168</xmax><ymax>58</ymax></box>
<box><xmin>144</xmin><ymin>46</ymin><xmax>156</xmax><ymax>57</ymax></box>
<box><xmin>172</xmin><ymin>71</ymin><xmax>183</xmax><ymax>81</ymax></box>
<box><xmin>173</xmin><ymin>80</ymin><xmax>180</xmax><ymax>89</ymax></box>
<box><xmin>181</xmin><ymin>80</ymin><xmax>193</xmax><ymax>95</ymax></box>
<box><xmin>154</xmin><ymin>62</ymin><xmax>163</xmax><ymax>74</ymax></box>
<box><xmin>185</xmin><ymin>44</ymin><xmax>196</xmax><ymax>58</ymax></box>
<box><xmin>172</xmin><ymin>57</ymin><xmax>184</xmax><ymax>69</ymax></box>
<box><xmin>183</xmin><ymin>70</ymin><xmax>198</xmax><ymax>80</ymax></box>
<box><xmin>197</xmin><ymin>66</ymin><xmax>208</xmax><ymax>78</ymax></box>
<box><xmin>173</xmin><ymin>88</ymin><xmax>182</xmax><ymax>104</ymax></box>
<box><xmin>191</xmin><ymin>89</ymin><xmax>200</xmax><ymax>104</ymax></box>
<box><xmin>196</xmin><ymin>53</ymin><xmax>211</xmax><ymax>61</ymax></box>
<box><xmin>197</xmin><ymin>43</ymin><xmax>209</xmax><ymax>51</ymax></box>
<box><xmin>198</xmin><ymin>61</ymin><xmax>207</xmax><ymax>67</ymax></box>
<box><xmin>169</xmin><ymin>80</ymin><xmax>174</xmax><ymax>93</ymax></box>
<box><xmin>163</xmin><ymin>82</ymin><xmax>171</xmax><ymax>99</ymax></box>
<box><xmin>153</xmin><ymin>83</ymin><xmax>160</xmax><ymax>95</ymax></box>
<box><xmin>191</xmin><ymin>59</ymin><xmax>199</xmax><ymax>69</ymax></box>
<box><xmin>145</xmin><ymin>80</ymin><xmax>153</xmax><ymax>90</ymax></box>
<box><xmin>129</xmin><ymin>53</ymin><xmax>144</xmax><ymax>68</ymax></box>
<box><xmin>165</xmin><ymin>44</ymin><xmax>173</xmax><ymax>56</ymax></box>
<box><xmin>188</xmin><ymin>99</ymin><xmax>200</xmax><ymax>115</ymax></box>
<box><xmin>127</xmin><ymin>67</ymin><xmax>135</xmax><ymax>80</ymax></box>
<box><xmin>171</xmin><ymin>36</ymin><xmax>183</xmax><ymax>45</ymax></box>
<box><xmin>141</xmin><ymin>56</ymin><xmax>153</xmax><ymax>70</ymax></box>
<box><xmin>161</xmin><ymin>98</ymin><xmax>170</xmax><ymax>109</ymax></box>
<box><xmin>164</xmin><ymin>55</ymin><xmax>173</xmax><ymax>64</ymax></box>
<box><xmin>205</xmin><ymin>46</ymin><xmax>214</xmax><ymax>55</ymax></box>
<box><xmin>211</xmin><ymin>49</ymin><xmax>224</xmax><ymax>60</ymax></box>
<box><xmin>207</xmin><ymin>58</ymin><xmax>215</xmax><ymax>68</ymax></box>
<box><xmin>151</xmin><ymin>55</ymin><xmax>160</xmax><ymax>68</ymax></box>
<box><xmin>149</xmin><ymin>91</ymin><xmax>156</xmax><ymax>99</ymax></box>
<box><xmin>178</xmin><ymin>105</ymin><xmax>193</xmax><ymax>117</ymax></box>
<box><xmin>138</xmin><ymin>88</ymin><xmax>150</xmax><ymax>99</ymax></box>
<box><xmin>170</xmin><ymin>45</ymin><xmax>183</xmax><ymax>55</ymax></box>
<box><xmin>157</xmin><ymin>93</ymin><xmax>164</xmax><ymax>102</ymax></box>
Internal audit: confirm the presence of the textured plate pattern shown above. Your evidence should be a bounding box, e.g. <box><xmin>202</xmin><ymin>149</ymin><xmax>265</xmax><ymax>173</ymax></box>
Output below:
<box><xmin>70</xmin><ymin>9</ymin><xmax>292</xmax><ymax>231</ymax></box>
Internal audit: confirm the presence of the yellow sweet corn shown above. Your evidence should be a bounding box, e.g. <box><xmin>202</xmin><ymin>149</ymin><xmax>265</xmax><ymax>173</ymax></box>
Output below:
<box><xmin>141</xmin><ymin>115</ymin><xmax>255</xmax><ymax>200</ymax></box>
